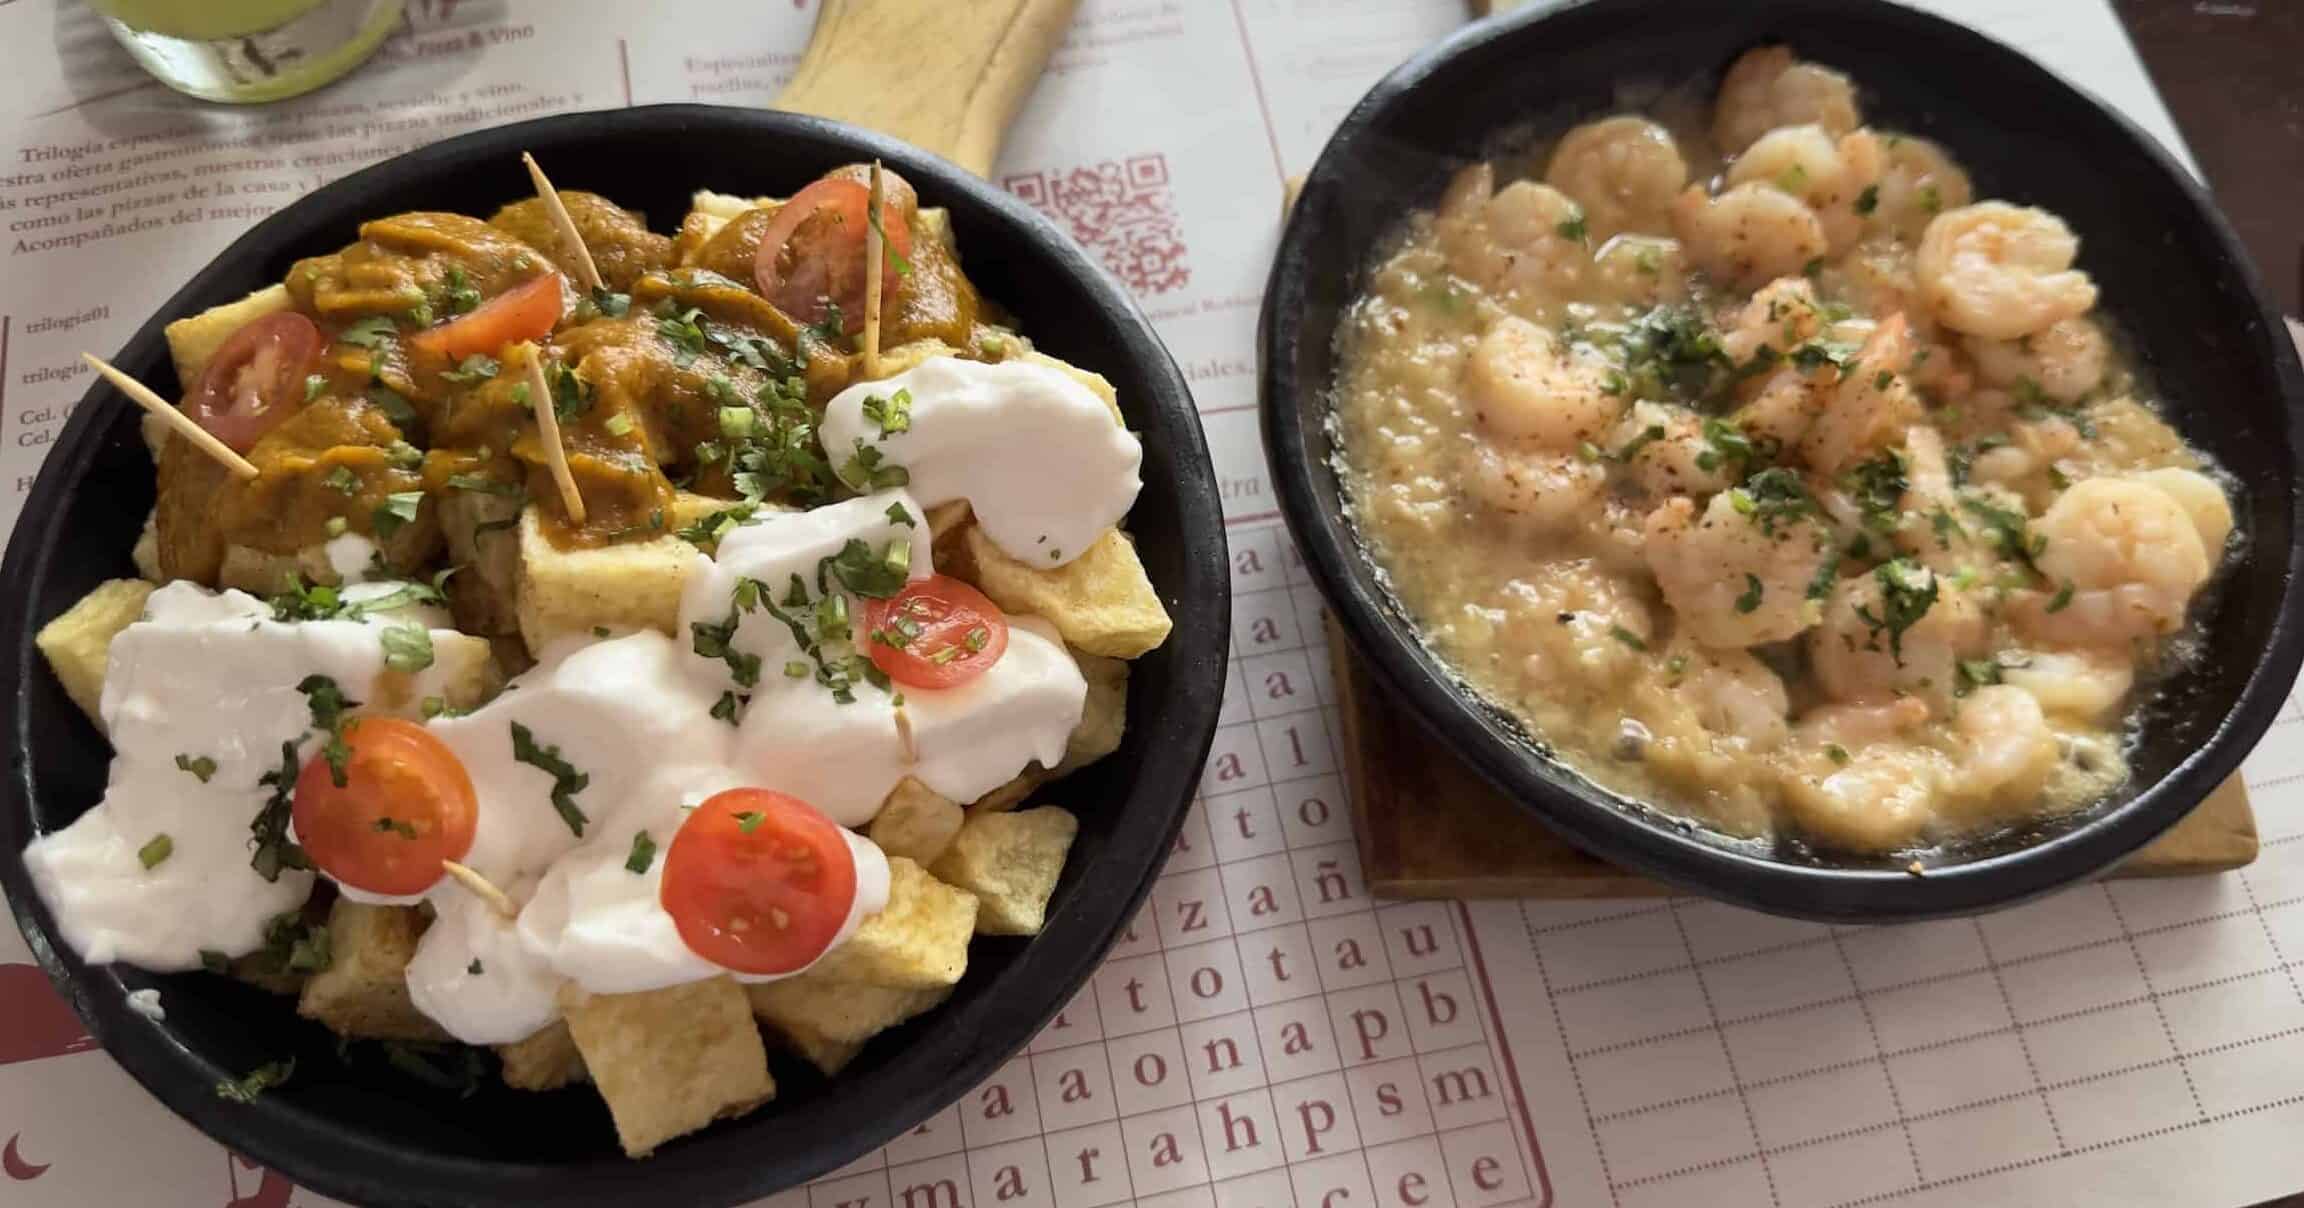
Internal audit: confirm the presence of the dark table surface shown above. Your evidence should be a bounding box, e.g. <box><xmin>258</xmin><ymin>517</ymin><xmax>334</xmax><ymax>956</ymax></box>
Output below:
<box><xmin>2118</xmin><ymin>0</ymin><xmax>2302</xmax><ymax>315</ymax></box>
<box><xmin>2116</xmin><ymin>6</ymin><xmax>2302</xmax><ymax>1205</ymax></box>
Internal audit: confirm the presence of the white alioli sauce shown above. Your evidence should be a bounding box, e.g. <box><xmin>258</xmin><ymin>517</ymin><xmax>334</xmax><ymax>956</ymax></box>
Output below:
<box><xmin>40</xmin><ymin>472</ymin><xmax>1092</xmax><ymax>1042</ymax></box>
<box><xmin>518</xmin><ymin>765</ymin><xmax>891</xmax><ymax>997</ymax></box>
<box><xmin>681</xmin><ymin>489</ymin><xmax>1088</xmax><ymax>825</ymax></box>
<box><xmin>819</xmin><ymin>357</ymin><xmax>1142</xmax><ymax>567</ymax></box>
<box><xmin>26</xmin><ymin>582</ymin><xmax>480</xmax><ymax>970</ymax></box>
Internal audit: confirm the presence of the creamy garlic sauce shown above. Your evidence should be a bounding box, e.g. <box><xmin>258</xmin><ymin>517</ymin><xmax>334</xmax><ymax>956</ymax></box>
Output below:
<box><xmin>27</xmin><ymin>582</ymin><xmax>479</xmax><ymax>968</ymax></box>
<box><xmin>406</xmin><ymin>882</ymin><xmax>560</xmax><ymax>1046</ymax></box>
<box><xmin>1331</xmin><ymin>52</ymin><xmax>2235</xmax><ymax>854</ymax></box>
<box><xmin>519</xmin><ymin>770</ymin><xmax>891</xmax><ymax>998</ymax></box>
<box><xmin>820</xmin><ymin>358</ymin><xmax>1142</xmax><ymax>567</ymax></box>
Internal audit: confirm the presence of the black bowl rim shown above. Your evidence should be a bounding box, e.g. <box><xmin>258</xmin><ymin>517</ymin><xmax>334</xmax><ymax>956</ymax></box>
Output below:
<box><xmin>0</xmin><ymin>103</ymin><xmax>1229</xmax><ymax>1206</ymax></box>
<box><xmin>1259</xmin><ymin>0</ymin><xmax>2304</xmax><ymax>921</ymax></box>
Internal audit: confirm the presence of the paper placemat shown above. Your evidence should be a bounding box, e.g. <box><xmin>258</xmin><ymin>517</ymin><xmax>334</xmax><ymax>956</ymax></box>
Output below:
<box><xmin>0</xmin><ymin>2</ymin><xmax>2294</xmax><ymax>1206</ymax></box>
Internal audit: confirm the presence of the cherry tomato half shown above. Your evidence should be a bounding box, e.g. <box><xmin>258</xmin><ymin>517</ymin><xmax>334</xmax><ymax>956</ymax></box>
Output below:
<box><xmin>660</xmin><ymin>788</ymin><xmax>857</xmax><ymax>976</ymax></box>
<box><xmin>189</xmin><ymin>312</ymin><xmax>324</xmax><ymax>452</ymax></box>
<box><xmin>409</xmin><ymin>273</ymin><xmax>564</xmax><ymax>361</ymax></box>
<box><xmin>753</xmin><ymin>176</ymin><xmax>912</xmax><ymax>335</ymax></box>
<box><xmin>864</xmin><ymin>574</ymin><xmax>1010</xmax><ymax>690</ymax></box>
<box><xmin>291</xmin><ymin>717</ymin><xmax>478</xmax><ymax>897</ymax></box>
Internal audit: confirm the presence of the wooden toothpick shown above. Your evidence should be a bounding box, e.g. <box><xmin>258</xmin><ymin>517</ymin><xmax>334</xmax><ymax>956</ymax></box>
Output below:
<box><xmin>894</xmin><ymin>704</ymin><xmax>918</xmax><ymax>765</ymax></box>
<box><xmin>522</xmin><ymin>343</ymin><xmax>588</xmax><ymax>526</ymax></box>
<box><xmin>862</xmin><ymin>159</ymin><xmax>886</xmax><ymax>379</ymax></box>
<box><xmin>521</xmin><ymin>151</ymin><xmax>604</xmax><ymax>295</ymax></box>
<box><xmin>440</xmin><ymin>860</ymin><xmax>517</xmax><ymax>920</ymax></box>
<box><xmin>82</xmin><ymin>353</ymin><xmax>259</xmax><ymax>479</ymax></box>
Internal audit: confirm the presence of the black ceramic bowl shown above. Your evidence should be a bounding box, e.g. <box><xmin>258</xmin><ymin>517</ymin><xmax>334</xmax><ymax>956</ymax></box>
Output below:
<box><xmin>0</xmin><ymin>105</ymin><xmax>1227</xmax><ymax>1206</ymax></box>
<box><xmin>1262</xmin><ymin>0</ymin><xmax>2304</xmax><ymax>921</ymax></box>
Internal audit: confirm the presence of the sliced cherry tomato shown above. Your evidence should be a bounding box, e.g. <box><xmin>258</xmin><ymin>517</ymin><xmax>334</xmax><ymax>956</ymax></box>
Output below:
<box><xmin>189</xmin><ymin>312</ymin><xmax>324</xmax><ymax>452</ymax></box>
<box><xmin>291</xmin><ymin>718</ymin><xmax>478</xmax><ymax>896</ymax></box>
<box><xmin>660</xmin><ymin>788</ymin><xmax>858</xmax><ymax>976</ymax></box>
<box><xmin>864</xmin><ymin>574</ymin><xmax>1010</xmax><ymax>690</ymax></box>
<box><xmin>753</xmin><ymin>176</ymin><xmax>912</xmax><ymax>335</ymax></box>
<box><xmin>409</xmin><ymin>273</ymin><xmax>564</xmax><ymax>360</ymax></box>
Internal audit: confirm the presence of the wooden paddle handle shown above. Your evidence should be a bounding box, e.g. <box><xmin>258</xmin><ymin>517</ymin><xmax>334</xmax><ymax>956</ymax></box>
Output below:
<box><xmin>775</xmin><ymin>0</ymin><xmax>1079</xmax><ymax>178</ymax></box>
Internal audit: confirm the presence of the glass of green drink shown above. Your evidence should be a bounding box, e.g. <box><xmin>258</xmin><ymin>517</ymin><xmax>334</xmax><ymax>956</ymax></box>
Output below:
<box><xmin>85</xmin><ymin>0</ymin><xmax>406</xmax><ymax>104</ymax></box>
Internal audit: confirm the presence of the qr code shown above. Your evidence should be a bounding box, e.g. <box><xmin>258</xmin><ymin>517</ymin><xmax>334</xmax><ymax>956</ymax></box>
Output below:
<box><xmin>1003</xmin><ymin>154</ymin><xmax>1191</xmax><ymax>297</ymax></box>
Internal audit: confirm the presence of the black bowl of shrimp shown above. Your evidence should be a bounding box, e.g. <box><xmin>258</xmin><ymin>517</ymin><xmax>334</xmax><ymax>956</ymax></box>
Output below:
<box><xmin>0</xmin><ymin>106</ymin><xmax>1226</xmax><ymax>1206</ymax></box>
<box><xmin>1261</xmin><ymin>0</ymin><xmax>2304</xmax><ymax>920</ymax></box>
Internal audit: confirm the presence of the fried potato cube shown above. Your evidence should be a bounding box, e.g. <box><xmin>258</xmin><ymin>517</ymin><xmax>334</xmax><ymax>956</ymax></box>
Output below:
<box><xmin>34</xmin><ymin>579</ymin><xmax>155</xmax><ymax>732</ymax></box>
<box><xmin>930</xmin><ymin>808</ymin><xmax>1079</xmax><ymax>937</ymax></box>
<box><xmin>746</xmin><ymin>972</ymin><xmax>950</xmax><ymax>1075</ymax></box>
<box><xmin>1057</xmin><ymin>652</ymin><xmax>1128</xmax><ymax>775</ymax></box>
<box><xmin>163</xmin><ymin>284</ymin><xmax>292</xmax><ymax>386</ymax></box>
<box><xmin>513</xmin><ymin>493</ymin><xmax>739</xmax><ymax>653</ymax></box>
<box><xmin>961</xmin><ymin>525</ymin><xmax>1171</xmax><ymax>658</ymax></box>
<box><xmin>867</xmin><ymin>778</ymin><xmax>965</xmax><ymax>865</ymax></box>
<box><xmin>803</xmin><ymin>858</ymin><xmax>977</xmax><ymax>990</ymax></box>
<box><xmin>564</xmin><ymin>977</ymin><xmax>774</xmax><ymax>1158</ymax></box>
<box><xmin>297</xmin><ymin>901</ymin><xmax>449</xmax><ymax>1043</ymax></box>
<box><xmin>497</xmin><ymin>1020</ymin><xmax>588</xmax><ymax>1091</ymax></box>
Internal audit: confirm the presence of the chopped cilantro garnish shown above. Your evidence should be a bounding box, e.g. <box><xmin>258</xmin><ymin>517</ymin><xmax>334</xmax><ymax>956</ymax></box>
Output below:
<box><xmin>320</xmin><ymin>465</ymin><xmax>360</xmax><ymax>496</ymax></box>
<box><xmin>1611</xmin><ymin>424</ymin><xmax>1666</xmax><ymax>463</ymax></box>
<box><xmin>590</xmin><ymin>287</ymin><xmax>632</xmax><ymax>318</ymax></box>
<box><xmin>861</xmin><ymin>388</ymin><xmax>914</xmax><ymax>436</ymax></box>
<box><xmin>372</xmin><ymin>491</ymin><xmax>423</xmax><ymax>538</ymax></box>
<box><xmin>372</xmin><ymin>816</ymin><xmax>418</xmax><ymax>839</ymax></box>
<box><xmin>1854</xmin><ymin>184</ymin><xmax>1880</xmax><ymax>216</ymax></box>
<box><xmin>676</xmin><ymin>504</ymin><xmax>759</xmax><ymax>550</ymax></box>
<box><xmin>215</xmin><ymin>1059</ymin><xmax>295</xmax><ymax>1103</ymax></box>
<box><xmin>338</xmin><ymin>316</ymin><xmax>397</xmax><ymax>349</ymax></box>
<box><xmin>1855</xmin><ymin>559</ymin><xmax>1940</xmax><ymax>664</ymax></box>
<box><xmin>837</xmin><ymin>439</ymin><xmax>911</xmax><ymax>491</ymax></box>
<box><xmin>733</xmin><ymin>810</ymin><xmax>767</xmax><ymax>834</ymax></box>
<box><xmin>2047</xmin><ymin>580</ymin><xmax>2075</xmax><ymax>612</ymax></box>
<box><xmin>298</xmin><ymin>675</ymin><xmax>358</xmax><ymax>787</ymax></box>
<box><xmin>625</xmin><ymin>830</ymin><xmax>658</xmax><ymax>874</ymax></box>
<box><xmin>1555</xmin><ymin>211</ymin><xmax>1588</xmax><ymax>243</ymax></box>
<box><xmin>826</xmin><ymin>537</ymin><xmax>911</xmax><ymax>599</ymax></box>
<box><xmin>250</xmin><ymin>741</ymin><xmax>310</xmax><ymax>882</ymax></box>
<box><xmin>1734</xmin><ymin>574</ymin><xmax>1764</xmax><ymax>614</ymax></box>
<box><xmin>380</xmin><ymin>623</ymin><xmax>434</xmax><ymax>674</ymax></box>
<box><xmin>509</xmin><ymin>722</ymin><xmax>590</xmax><ymax>837</ymax></box>
<box><xmin>442</xmin><ymin>354</ymin><xmax>499</xmax><ymax>383</ymax></box>
<box><xmin>175</xmin><ymin>753</ymin><xmax>217</xmax><ymax>783</ymax></box>
<box><xmin>468</xmin><ymin>959</ymin><xmax>485</xmax><ymax>975</ymax></box>
<box><xmin>1608</xmin><ymin>625</ymin><xmax>1648</xmax><ymax>651</ymax></box>
<box><xmin>865</xmin><ymin>195</ymin><xmax>915</xmax><ymax>276</ymax></box>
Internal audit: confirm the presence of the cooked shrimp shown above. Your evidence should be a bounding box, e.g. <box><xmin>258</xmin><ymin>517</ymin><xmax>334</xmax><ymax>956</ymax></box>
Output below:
<box><xmin>1465</xmin><ymin>315</ymin><xmax>1620</xmax><ymax>448</ymax></box>
<box><xmin>1800</xmin><ymin>312</ymin><xmax>1922</xmax><ymax>473</ymax></box>
<box><xmin>2014</xmin><ymin>477</ymin><xmax>2210</xmax><ymax>645</ymax></box>
<box><xmin>1720</xmin><ymin>275</ymin><xmax>1823</xmax><ymax>365</ymax></box>
<box><xmin>1779</xmin><ymin>741</ymin><xmax>1949</xmax><ymax>852</ymax></box>
<box><xmin>1868</xmin><ymin>133</ymin><xmax>1974</xmax><ymax>242</ymax></box>
<box><xmin>1545</xmin><ymin>117</ymin><xmax>1689</xmax><ymax>240</ymax></box>
<box><xmin>2000</xmin><ymin>648</ymin><xmax>2135</xmax><ymax>723</ymax></box>
<box><xmin>1461</xmin><ymin>442</ymin><xmax>1608</xmax><ymax>536</ymax></box>
<box><xmin>1666</xmin><ymin>642</ymin><xmax>1792</xmax><ymax>750</ymax></box>
<box><xmin>1966</xmin><ymin>316</ymin><xmax>2109</xmax><ymax>403</ymax></box>
<box><xmin>1726</xmin><ymin>125</ymin><xmax>1884</xmax><ymax>253</ymax></box>
<box><xmin>1589</xmin><ymin>234</ymin><xmax>1690</xmax><ymax>306</ymax></box>
<box><xmin>1917</xmin><ymin>202</ymin><xmax>2098</xmax><ymax>340</ymax></box>
<box><xmin>1671</xmin><ymin>183</ymin><xmax>1830</xmax><ymax>290</ymax></box>
<box><xmin>1809</xmin><ymin>562</ymin><xmax>1987</xmax><ymax>707</ymax></box>
<box><xmin>1951</xmin><ymin>685</ymin><xmax>2060</xmax><ymax>808</ymax></box>
<box><xmin>1885</xmin><ymin>427</ymin><xmax>1989</xmax><ymax>572</ymax></box>
<box><xmin>1714</xmin><ymin>46</ymin><xmax>1862</xmax><ymax>155</ymax></box>
<box><xmin>2135</xmin><ymin>467</ymin><xmax>2234</xmax><ymax>554</ymax></box>
<box><xmin>1732</xmin><ymin>367</ymin><xmax>1823</xmax><ymax>450</ymax></box>
<box><xmin>1437</xmin><ymin>171</ymin><xmax>1596</xmax><ymax>303</ymax></box>
<box><xmin>1968</xmin><ymin>408</ymin><xmax>2084</xmax><ymax>500</ymax></box>
<box><xmin>1642</xmin><ymin>490</ymin><xmax>1834</xmax><ymax>648</ymax></box>
<box><xmin>1612</xmin><ymin>401</ymin><xmax>1736</xmax><ymax>498</ymax></box>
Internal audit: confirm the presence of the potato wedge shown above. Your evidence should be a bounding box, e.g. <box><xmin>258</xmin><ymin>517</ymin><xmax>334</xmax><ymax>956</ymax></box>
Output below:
<box><xmin>34</xmin><ymin>579</ymin><xmax>154</xmax><ymax>731</ymax></box>
<box><xmin>802</xmin><ymin>858</ymin><xmax>977</xmax><ymax>990</ymax></box>
<box><xmin>296</xmin><ymin>901</ymin><xmax>449</xmax><ymax>1043</ymax></box>
<box><xmin>498</xmin><ymin>1020</ymin><xmax>588</xmax><ymax>1091</ymax></box>
<box><xmin>867</xmin><ymin>778</ymin><xmax>965</xmax><ymax>865</ymax></box>
<box><xmin>930</xmin><ymin>808</ymin><xmax>1079</xmax><ymax>937</ymax></box>
<box><xmin>513</xmin><ymin>493</ymin><xmax>749</xmax><ymax>653</ymax></box>
<box><xmin>163</xmin><ymin>284</ymin><xmax>292</xmax><ymax>387</ymax></box>
<box><xmin>960</xmin><ymin>525</ymin><xmax>1170</xmax><ymax>658</ymax></box>
<box><xmin>564</xmin><ymin>977</ymin><xmax>774</xmax><ymax>1158</ymax></box>
<box><xmin>746</xmin><ymin>972</ymin><xmax>949</xmax><ymax>1076</ymax></box>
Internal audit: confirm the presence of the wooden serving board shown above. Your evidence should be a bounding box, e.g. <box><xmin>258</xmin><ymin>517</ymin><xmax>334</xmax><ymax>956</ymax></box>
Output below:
<box><xmin>1330</xmin><ymin>618</ymin><xmax>2260</xmax><ymax>899</ymax></box>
